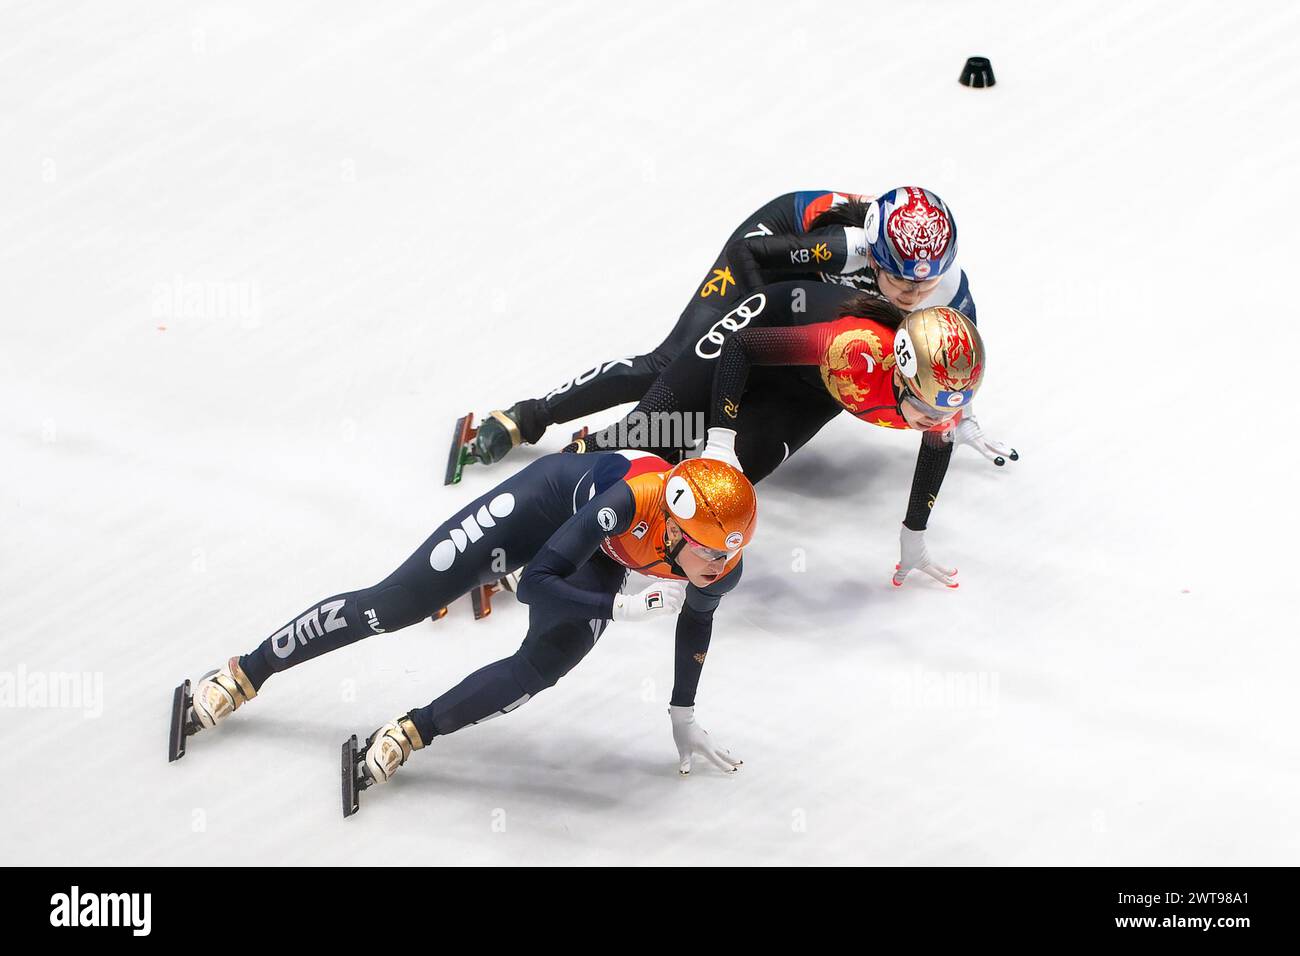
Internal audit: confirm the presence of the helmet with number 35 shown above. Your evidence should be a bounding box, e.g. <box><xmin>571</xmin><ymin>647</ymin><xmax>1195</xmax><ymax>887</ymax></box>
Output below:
<box><xmin>893</xmin><ymin>307</ymin><xmax>985</xmax><ymax>413</ymax></box>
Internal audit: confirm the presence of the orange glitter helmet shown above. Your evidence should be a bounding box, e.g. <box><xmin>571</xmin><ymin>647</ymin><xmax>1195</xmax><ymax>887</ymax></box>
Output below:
<box><xmin>663</xmin><ymin>458</ymin><xmax>757</xmax><ymax>554</ymax></box>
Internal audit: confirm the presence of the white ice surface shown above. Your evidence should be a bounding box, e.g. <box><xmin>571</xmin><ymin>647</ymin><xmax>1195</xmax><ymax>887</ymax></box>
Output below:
<box><xmin>2</xmin><ymin>0</ymin><xmax>1299</xmax><ymax>865</ymax></box>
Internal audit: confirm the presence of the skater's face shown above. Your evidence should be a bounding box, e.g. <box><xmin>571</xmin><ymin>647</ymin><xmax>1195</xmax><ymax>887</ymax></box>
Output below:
<box><xmin>894</xmin><ymin>371</ymin><xmax>959</xmax><ymax>431</ymax></box>
<box><xmin>870</xmin><ymin>253</ymin><xmax>944</xmax><ymax>309</ymax></box>
<box><xmin>665</xmin><ymin>519</ymin><xmax>733</xmax><ymax>587</ymax></box>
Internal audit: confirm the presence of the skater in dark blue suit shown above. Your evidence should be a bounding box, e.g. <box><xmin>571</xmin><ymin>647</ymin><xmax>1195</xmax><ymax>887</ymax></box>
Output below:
<box><xmin>171</xmin><ymin>451</ymin><xmax>759</xmax><ymax>808</ymax></box>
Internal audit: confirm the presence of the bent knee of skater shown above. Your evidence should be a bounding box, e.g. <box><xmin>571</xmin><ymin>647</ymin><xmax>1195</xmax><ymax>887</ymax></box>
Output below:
<box><xmin>510</xmin><ymin>653</ymin><xmax>562</xmax><ymax>696</ymax></box>
<box><xmin>645</xmin><ymin>349</ymin><xmax>674</xmax><ymax>374</ymax></box>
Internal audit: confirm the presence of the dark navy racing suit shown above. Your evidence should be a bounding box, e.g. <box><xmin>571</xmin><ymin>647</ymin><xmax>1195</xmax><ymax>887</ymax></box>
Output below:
<box><xmin>233</xmin><ymin>453</ymin><xmax>739</xmax><ymax>743</ymax></box>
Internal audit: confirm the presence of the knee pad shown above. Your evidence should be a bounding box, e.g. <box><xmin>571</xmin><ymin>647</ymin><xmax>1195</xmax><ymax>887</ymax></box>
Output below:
<box><xmin>645</xmin><ymin>350</ymin><xmax>674</xmax><ymax>374</ymax></box>
<box><xmin>509</xmin><ymin>652</ymin><xmax>559</xmax><ymax>696</ymax></box>
<box><xmin>514</xmin><ymin>624</ymin><xmax>595</xmax><ymax>692</ymax></box>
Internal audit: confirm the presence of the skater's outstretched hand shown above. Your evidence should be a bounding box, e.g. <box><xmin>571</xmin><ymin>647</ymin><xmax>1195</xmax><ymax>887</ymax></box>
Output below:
<box><xmin>612</xmin><ymin>581</ymin><xmax>687</xmax><ymax>622</ymax></box>
<box><xmin>669</xmin><ymin>705</ymin><xmax>741</xmax><ymax>775</ymax></box>
<box><xmin>891</xmin><ymin>525</ymin><xmax>958</xmax><ymax>589</ymax></box>
<box><xmin>943</xmin><ymin>410</ymin><xmax>1019</xmax><ymax>467</ymax></box>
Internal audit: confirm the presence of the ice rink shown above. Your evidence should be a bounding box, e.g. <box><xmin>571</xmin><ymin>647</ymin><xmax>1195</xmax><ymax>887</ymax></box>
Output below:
<box><xmin>3</xmin><ymin>0</ymin><xmax>1299</xmax><ymax>865</ymax></box>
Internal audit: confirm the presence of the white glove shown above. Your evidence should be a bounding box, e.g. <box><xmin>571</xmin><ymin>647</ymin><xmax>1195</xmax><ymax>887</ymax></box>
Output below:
<box><xmin>943</xmin><ymin>410</ymin><xmax>1018</xmax><ymax>467</ymax></box>
<box><xmin>669</xmin><ymin>705</ymin><xmax>741</xmax><ymax>775</ymax></box>
<box><xmin>891</xmin><ymin>525</ymin><xmax>958</xmax><ymax>589</ymax></box>
<box><xmin>611</xmin><ymin>580</ymin><xmax>686</xmax><ymax>623</ymax></box>
<box><xmin>700</xmin><ymin>427</ymin><xmax>743</xmax><ymax>472</ymax></box>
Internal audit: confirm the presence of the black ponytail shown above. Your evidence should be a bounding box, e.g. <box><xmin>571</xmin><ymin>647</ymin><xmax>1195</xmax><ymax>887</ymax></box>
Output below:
<box><xmin>836</xmin><ymin>291</ymin><xmax>905</xmax><ymax>331</ymax></box>
<box><xmin>806</xmin><ymin>197</ymin><xmax>873</xmax><ymax>231</ymax></box>
<box><xmin>806</xmin><ymin>195</ymin><xmax>902</xmax><ymax>329</ymax></box>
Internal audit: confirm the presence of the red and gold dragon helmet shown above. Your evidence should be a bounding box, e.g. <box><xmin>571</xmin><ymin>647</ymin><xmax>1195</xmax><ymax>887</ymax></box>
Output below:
<box><xmin>893</xmin><ymin>306</ymin><xmax>985</xmax><ymax>412</ymax></box>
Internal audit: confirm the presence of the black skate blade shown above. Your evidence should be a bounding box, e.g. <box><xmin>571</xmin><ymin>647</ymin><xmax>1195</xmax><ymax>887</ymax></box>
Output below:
<box><xmin>342</xmin><ymin>734</ymin><xmax>367</xmax><ymax>818</ymax></box>
<box><xmin>444</xmin><ymin>413</ymin><xmax>476</xmax><ymax>486</ymax></box>
<box><xmin>471</xmin><ymin>583</ymin><xmax>496</xmax><ymax>620</ymax></box>
<box><xmin>168</xmin><ymin>679</ymin><xmax>192</xmax><ymax>762</ymax></box>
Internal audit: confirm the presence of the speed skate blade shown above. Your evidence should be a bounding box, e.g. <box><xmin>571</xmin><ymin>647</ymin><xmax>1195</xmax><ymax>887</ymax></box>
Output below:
<box><xmin>168</xmin><ymin>679</ymin><xmax>192</xmax><ymax>763</ymax></box>
<box><xmin>471</xmin><ymin>584</ymin><xmax>494</xmax><ymax>620</ymax></box>
<box><xmin>342</xmin><ymin>734</ymin><xmax>363</xmax><ymax>818</ymax></box>
<box><xmin>444</xmin><ymin>414</ymin><xmax>476</xmax><ymax>485</ymax></box>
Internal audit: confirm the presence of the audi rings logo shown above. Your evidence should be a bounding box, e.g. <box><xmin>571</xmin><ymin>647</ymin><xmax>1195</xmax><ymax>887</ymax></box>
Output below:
<box><xmin>694</xmin><ymin>293</ymin><xmax>766</xmax><ymax>359</ymax></box>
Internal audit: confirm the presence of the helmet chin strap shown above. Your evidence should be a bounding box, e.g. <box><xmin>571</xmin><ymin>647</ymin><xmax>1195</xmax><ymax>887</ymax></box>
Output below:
<box><xmin>662</xmin><ymin>518</ymin><xmax>687</xmax><ymax>576</ymax></box>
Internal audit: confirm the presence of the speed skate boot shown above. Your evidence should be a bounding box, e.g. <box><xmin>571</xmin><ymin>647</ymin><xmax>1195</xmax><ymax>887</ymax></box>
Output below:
<box><xmin>170</xmin><ymin>655</ymin><xmax>257</xmax><ymax>760</ymax></box>
<box><xmin>471</xmin><ymin>399</ymin><xmax>549</xmax><ymax>465</ymax></box>
<box><xmin>193</xmin><ymin>657</ymin><xmax>257</xmax><ymax>729</ymax></box>
<box><xmin>364</xmin><ymin>715</ymin><xmax>425</xmax><ymax>785</ymax></box>
<box><xmin>342</xmin><ymin>713</ymin><xmax>425</xmax><ymax>815</ymax></box>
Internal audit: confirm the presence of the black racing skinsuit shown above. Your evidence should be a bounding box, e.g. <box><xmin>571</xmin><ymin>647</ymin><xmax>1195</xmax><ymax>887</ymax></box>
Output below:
<box><xmin>585</xmin><ymin>281</ymin><xmax>957</xmax><ymax>532</ymax></box>
<box><xmin>520</xmin><ymin>191</ymin><xmax>891</xmax><ymax>438</ymax></box>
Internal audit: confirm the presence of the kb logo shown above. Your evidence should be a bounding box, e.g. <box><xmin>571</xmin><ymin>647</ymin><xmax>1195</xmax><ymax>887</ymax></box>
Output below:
<box><xmin>695</xmin><ymin>293</ymin><xmax>766</xmax><ymax>359</ymax></box>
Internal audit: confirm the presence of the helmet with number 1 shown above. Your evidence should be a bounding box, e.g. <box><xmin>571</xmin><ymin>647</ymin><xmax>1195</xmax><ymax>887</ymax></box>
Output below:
<box><xmin>866</xmin><ymin>186</ymin><xmax>958</xmax><ymax>281</ymax></box>
<box><xmin>893</xmin><ymin>307</ymin><xmax>985</xmax><ymax>412</ymax></box>
<box><xmin>663</xmin><ymin>458</ymin><xmax>757</xmax><ymax>554</ymax></box>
